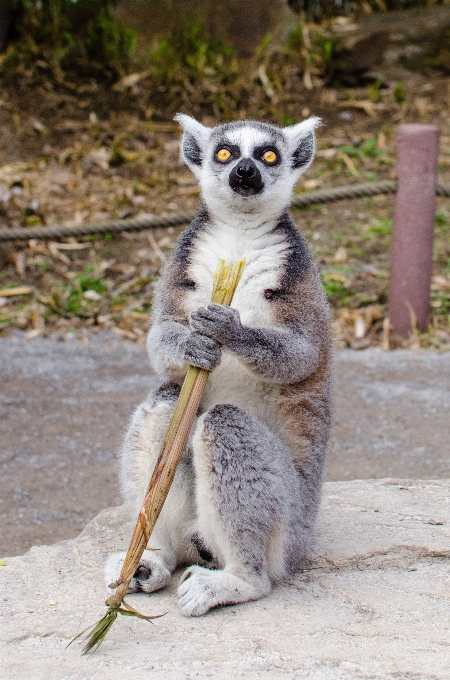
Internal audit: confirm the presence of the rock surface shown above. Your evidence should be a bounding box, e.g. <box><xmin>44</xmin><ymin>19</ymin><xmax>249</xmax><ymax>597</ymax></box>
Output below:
<box><xmin>330</xmin><ymin>5</ymin><xmax>450</xmax><ymax>81</ymax></box>
<box><xmin>1</xmin><ymin>332</ymin><xmax>450</xmax><ymax>556</ymax></box>
<box><xmin>1</xmin><ymin>479</ymin><xmax>449</xmax><ymax>679</ymax></box>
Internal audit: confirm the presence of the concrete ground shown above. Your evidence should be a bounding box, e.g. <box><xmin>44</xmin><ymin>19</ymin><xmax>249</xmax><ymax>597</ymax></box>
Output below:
<box><xmin>1</xmin><ymin>479</ymin><xmax>449</xmax><ymax>679</ymax></box>
<box><xmin>1</xmin><ymin>333</ymin><xmax>449</xmax><ymax>557</ymax></box>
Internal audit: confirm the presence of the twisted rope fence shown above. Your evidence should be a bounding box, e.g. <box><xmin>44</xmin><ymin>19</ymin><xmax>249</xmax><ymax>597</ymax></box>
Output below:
<box><xmin>1</xmin><ymin>180</ymin><xmax>449</xmax><ymax>243</ymax></box>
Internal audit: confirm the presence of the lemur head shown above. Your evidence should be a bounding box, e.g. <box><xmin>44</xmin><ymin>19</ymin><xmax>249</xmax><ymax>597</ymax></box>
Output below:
<box><xmin>175</xmin><ymin>114</ymin><xmax>321</xmax><ymax>224</ymax></box>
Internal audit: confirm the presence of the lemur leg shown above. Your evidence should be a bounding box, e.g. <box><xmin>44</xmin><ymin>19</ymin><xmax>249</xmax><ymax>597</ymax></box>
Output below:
<box><xmin>178</xmin><ymin>403</ymin><xmax>303</xmax><ymax>617</ymax></box>
<box><xmin>105</xmin><ymin>381</ymin><xmax>198</xmax><ymax>595</ymax></box>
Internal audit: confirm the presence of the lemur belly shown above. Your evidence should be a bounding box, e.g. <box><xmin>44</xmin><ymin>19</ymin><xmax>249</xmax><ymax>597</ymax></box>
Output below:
<box><xmin>185</xmin><ymin>223</ymin><xmax>288</xmax><ymax>429</ymax></box>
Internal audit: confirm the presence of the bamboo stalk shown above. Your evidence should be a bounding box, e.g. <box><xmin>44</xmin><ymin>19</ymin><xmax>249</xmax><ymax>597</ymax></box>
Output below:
<box><xmin>69</xmin><ymin>258</ymin><xmax>245</xmax><ymax>655</ymax></box>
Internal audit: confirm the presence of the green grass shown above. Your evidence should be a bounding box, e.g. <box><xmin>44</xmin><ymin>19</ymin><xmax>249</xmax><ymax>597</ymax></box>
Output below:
<box><xmin>63</xmin><ymin>265</ymin><xmax>108</xmax><ymax>315</ymax></box>
<box><xmin>367</xmin><ymin>218</ymin><xmax>392</xmax><ymax>236</ymax></box>
<box><xmin>340</xmin><ymin>138</ymin><xmax>385</xmax><ymax>159</ymax></box>
<box><xmin>322</xmin><ymin>278</ymin><xmax>351</xmax><ymax>307</ymax></box>
<box><xmin>431</xmin><ymin>290</ymin><xmax>450</xmax><ymax>314</ymax></box>
<box><xmin>394</xmin><ymin>83</ymin><xmax>406</xmax><ymax>103</ymax></box>
<box><xmin>436</xmin><ymin>212</ymin><xmax>449</xmax><ymax>228</ymax></box>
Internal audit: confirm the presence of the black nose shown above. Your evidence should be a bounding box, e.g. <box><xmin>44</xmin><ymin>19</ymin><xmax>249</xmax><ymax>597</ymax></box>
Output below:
<box><xmin>229</xmin><ymin>157</ymin><xmax>264</xmax><ymax>196</ymax></box>
<box><xmin>235</xmin><ymin>164</ymin><xmax>256</xmax><ymax>180</ymax></box>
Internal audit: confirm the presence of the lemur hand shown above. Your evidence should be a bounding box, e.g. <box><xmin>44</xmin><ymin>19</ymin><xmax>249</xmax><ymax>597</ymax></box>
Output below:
<box><xmin>191</xmin><ymin>304</ymin><xmax>242</xmax><ymax>346</ymax></box>
<box><xmin>182</xmin><ymin>330</ymin><xmax>221</xmax><ymax>370</ymax></box>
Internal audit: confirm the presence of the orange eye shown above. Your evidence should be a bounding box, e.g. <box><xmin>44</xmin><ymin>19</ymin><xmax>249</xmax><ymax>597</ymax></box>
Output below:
<box><xmin>262</xmin><ymin>150</ymin><xmax>277</xmax><ymax>164</ymax></box>
<box><xmin>217</xmin><ymin>148</ymin><xmax>231</xmax><ymax>161</ymax></box>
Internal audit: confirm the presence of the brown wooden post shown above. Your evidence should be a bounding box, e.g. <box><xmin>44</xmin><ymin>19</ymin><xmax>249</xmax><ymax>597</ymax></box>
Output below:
<box><xmin>388</xmin><ymin>124</ymin><xmax>440</xmax><ymax>336</ymax></box>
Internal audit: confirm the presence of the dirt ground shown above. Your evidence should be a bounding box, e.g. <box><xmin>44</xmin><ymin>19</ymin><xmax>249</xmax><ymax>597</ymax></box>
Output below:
<box><xmin>0</xmin><ymin>56</ymin><xmax>450</xmax><ymax>349</ymax></box>
<box><xmin>1</xmin><ymin>332</ymin><xmax>449</xmax><ymax>558</ymax></box>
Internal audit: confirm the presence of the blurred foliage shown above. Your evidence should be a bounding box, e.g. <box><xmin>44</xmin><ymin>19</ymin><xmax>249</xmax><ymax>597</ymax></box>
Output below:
<box><xmin>135</xmin><ymin>15</ymin><xmax>337</xmax><ymax>119</ymax></box>
<box><xmin>134</xmin><ymin>12</ymin><xmax>239</xmax><ymax>119</ymax></box>
<box><xmin>2</xmin><ymin>0</ymin><xmax>450</xmax><ymax>86</ymax></box>
<box><xmin>394</xmin><ymin>82</ymin><xmax>407</xmax><ymax>103</ymax></box>
<box><xmin>149</xmin><ymin>17</ymin><xmax>236</xmax><ymax>78</ymax></box>
<box><xmin>2</xmin><ymin>0</ymin><xmax>136</xmax><ymax>78</ymax></box>
<box><xmin>0</xmin><ymin>0</ymin><xmax>449</xmax><ymax>132</ymax></box>
<box><xmin>62</xmin><ymin>264</ymin><xmax>109</xmax><ymax>315</ymax></box>
<box><xmin>340</xmin><ymin>138</ymin><xmax>386</xmax><ymax>158</ymax></box>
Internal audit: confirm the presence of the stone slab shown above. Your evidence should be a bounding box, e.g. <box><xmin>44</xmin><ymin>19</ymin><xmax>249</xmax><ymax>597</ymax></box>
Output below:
<box><xmin>1</xmin><ymin>332</ymin><xmax>450</xmax><ymax>556</ymax></box>
<box><xmin>1</xmin><ymin>479</ymin><xmax>449</xmax><ymax>679</ymax></box>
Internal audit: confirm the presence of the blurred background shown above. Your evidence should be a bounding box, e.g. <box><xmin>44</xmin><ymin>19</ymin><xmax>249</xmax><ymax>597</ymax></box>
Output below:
<box><xmin>1</xmin><ymin>0</ymin><xmax>450</xmax><ymax>557</ymax></box>
<box><xmin>0</xmin><ymin>0</ymin><xmax>449</xmax><ymax>350</ymax></box>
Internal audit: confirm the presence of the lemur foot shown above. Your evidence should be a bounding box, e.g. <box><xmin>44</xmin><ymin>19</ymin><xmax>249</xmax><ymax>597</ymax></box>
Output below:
<box><xmin>105</xmin><ymin>551</ymin><xmax>171</xmax><ymax>595</ymax></box>
<box><xmin>178</xmin><ymin>565</ymin><xmax>269</xmax><ymax>617</ymax></box>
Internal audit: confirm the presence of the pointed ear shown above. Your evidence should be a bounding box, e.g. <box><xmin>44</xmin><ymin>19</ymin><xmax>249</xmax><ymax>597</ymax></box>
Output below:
<box><xmin>174</xmin><ymin>113</ymin><xmax>211</xmax><ymax>174</ymax></box>
<box><xmin>283</xmin><ymin>116</ymin><xmax>321</xmax><ymax>172</ymax></box>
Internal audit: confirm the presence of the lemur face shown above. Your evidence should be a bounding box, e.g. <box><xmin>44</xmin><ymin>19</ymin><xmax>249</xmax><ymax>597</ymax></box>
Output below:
<box><xmin>174</xmin><ymin>114</ymin><xmax>321</xmax><ymax>223</ymax></box>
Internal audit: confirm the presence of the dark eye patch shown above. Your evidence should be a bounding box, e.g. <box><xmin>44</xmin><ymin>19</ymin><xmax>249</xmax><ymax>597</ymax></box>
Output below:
<box><xmin>254</xmin><ymin>146</ymin><xmax>281</xmax><ymax>166</ymax></box>
<box><xmin>213</xmin><ymin>143</ymin><xmax>240</xmax><ymax>164</ymax></box>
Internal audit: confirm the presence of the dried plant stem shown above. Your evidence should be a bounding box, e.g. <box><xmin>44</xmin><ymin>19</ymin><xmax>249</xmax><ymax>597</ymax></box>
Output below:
<box><xmin>111</xmin><ymin>365</ymin><xmax>209</xmax><ymax>604</ymax></box>
<box><xmin>70</xmin><ymin>258</ymin><xmax>245</xmax><ymax>655</ymax></box>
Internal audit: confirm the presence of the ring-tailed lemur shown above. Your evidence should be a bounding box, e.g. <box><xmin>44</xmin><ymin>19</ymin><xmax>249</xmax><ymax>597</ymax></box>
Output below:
<box><xmin>105</xmin><ymin>114</ymin><xmax>332</xmax><ymax>617</ymax></box>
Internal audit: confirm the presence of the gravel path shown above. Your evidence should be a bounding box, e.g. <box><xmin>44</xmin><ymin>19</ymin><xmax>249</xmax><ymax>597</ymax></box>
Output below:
<box><xmin>1</xmin><ymin>333</ymin><xmax>449</xmax><ymax>556</ymax></box>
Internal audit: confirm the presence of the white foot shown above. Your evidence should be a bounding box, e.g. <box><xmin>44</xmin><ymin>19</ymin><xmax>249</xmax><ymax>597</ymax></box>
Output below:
<box><xmin>105</xmin><ymin>551</ymin><xmax>171</xmax><ymax>595</ymax></box>
<box><xmin>177</xmin><ymin>565</ymin><xmax>269</xmax><ymax>617</ymax></box>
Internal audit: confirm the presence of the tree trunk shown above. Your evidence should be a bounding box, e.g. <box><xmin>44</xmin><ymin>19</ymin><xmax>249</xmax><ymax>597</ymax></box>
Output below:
<box><xmin>0</xmin><ymin>0</ymin><xmax>10</xmax><ymax>52</ymax></box>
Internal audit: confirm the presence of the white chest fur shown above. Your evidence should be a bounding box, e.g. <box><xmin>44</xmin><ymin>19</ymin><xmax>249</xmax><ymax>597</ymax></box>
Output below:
<box><xmin>184</xmin><ymin>220</ymin><xmax>288</xmax><ymax>424</ymax></box>
<box><xmin>185</xmin><ymin>220</ymin><xmax>288</xmax><ymax>328</ymax></box>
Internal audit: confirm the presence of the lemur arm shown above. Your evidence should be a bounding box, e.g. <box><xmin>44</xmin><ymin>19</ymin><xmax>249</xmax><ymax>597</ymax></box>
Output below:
<box><xmin>148</xmin><ymin>317</ymin><xmax>222</xmax><ymax>381</ymax></box>
<box><xmin>190</xmin><ymin>269</ymin><xmax>330</xmax><ymax>385</ymax></box>
<box><xmin>147</xmin><ymin>318</ymin><xmax>190</xmax><ymax>381</ymax></box>
<box><xmin>233</xmin><ymin>326</ymin><xmax>320</xmax><ymax>384</ymax></box>
<box><xmin>191</xmin><ymin>304</ymin><xmax>323</xmax><ymax>384</ymax></box>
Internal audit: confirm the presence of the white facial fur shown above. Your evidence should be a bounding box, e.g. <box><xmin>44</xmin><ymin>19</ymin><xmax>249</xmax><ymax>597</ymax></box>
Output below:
<box><xmin>174</xmin><ymin>114</ymin><xmax>321</xmax><ymax>228</ymax></box>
